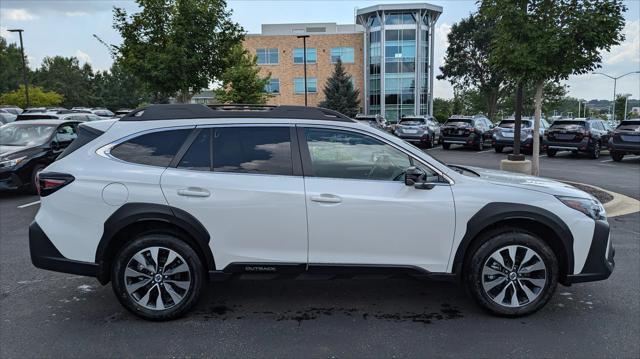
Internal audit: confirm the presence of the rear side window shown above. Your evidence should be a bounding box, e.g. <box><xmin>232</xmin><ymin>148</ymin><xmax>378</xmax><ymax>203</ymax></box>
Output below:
<box><xmin>178</xmin><ymin>129</ymin><xmax>211</xmax><ymax>171</ymax></box>
<box><xmin>212</xmin><ymin>127</ymin><xmax>292</xmax><ymax>175</ymax></box>
<box><xmin>110</xmin><ymin>129</ymin><xmax>191</xmax><ymax>167</ymax></box>
<box><xmin>57</xmin><ymin>124</ymin><xmax>103</xmax><ymax>160</ymax></box>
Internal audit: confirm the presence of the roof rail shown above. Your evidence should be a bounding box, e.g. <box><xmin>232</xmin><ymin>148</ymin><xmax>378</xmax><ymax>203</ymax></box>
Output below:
<box><xmin>120</xmin><ymin>104</ymin><xmax>356</xmax><ymax>122</ymax></box>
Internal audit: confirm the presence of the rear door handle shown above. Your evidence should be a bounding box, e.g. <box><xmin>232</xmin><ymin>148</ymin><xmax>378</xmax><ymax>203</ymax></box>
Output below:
<box><xmin>310</xmin><ymin>194</ymin><xmax>342</xmax><ymax>204</ymax></box>
<box><xmin>177</xmin><ymin>187</ymin><xmax>210</xmax><ymax>197</ymax></box>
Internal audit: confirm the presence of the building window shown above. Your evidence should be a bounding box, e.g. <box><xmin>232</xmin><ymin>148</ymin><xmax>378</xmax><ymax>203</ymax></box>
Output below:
<box><xmin>330</xmin><ymin>47</ymin><xmax>355</xmax><ymax>63</ymax></box>
<box><xmin>385</xmin><ymin>13</ymin><xmax>416</xmax><ymax>25</ymax></box>
<box><xmin>294</xmin><ymin>77</ymin><xmax>317</xmax><ymax>93</ymax></box>
<box><xmin>256</xmin><ymin>48</ymin><xmax>278</xmax><ymax>65</ymax></box>
<box><xmin>264</xmin><ymin>79</ymin><xmax>280</xmax><ymax>94</ymax></box>
<box><xmin>293</xmin><ymin>48</ymin><xmax>317</xmax><ymax>64</ymax></box>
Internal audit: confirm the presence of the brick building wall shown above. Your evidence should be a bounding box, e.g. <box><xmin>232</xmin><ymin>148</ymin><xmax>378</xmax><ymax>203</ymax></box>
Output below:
<box><xmin>243</xmin><ymin>33</ymin><xmax>365</xmax><ymax>109</ymax></box>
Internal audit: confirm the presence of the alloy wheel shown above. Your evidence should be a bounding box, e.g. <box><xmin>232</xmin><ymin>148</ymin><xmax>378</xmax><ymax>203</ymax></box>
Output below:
<box><xmin>124</xmin><ymin>246</ymin><xmax>191</xmax><ymax>311</ymax></box>
<box><xmin>481</xmin><ymin>245</ymin><xmax>547</xmax><ymax>308</ymax></box>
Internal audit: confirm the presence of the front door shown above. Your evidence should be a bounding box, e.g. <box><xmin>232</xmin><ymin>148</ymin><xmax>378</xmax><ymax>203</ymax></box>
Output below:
<box><xmin>300</xmin><ymin>126</ymin><xmax>456</xmax><ymax>273</ymax></box>
<box><xmin>161</xmin><ymin>126</ymin><xmax>308</xmax><ymax>270</ymax></box>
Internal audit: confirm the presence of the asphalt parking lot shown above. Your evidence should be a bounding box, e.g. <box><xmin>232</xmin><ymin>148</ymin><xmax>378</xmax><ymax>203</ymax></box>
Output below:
<box><xmin>0</xmin><ymin>146</ymin><xmax>638</xmax><ymax>358</ymax></box>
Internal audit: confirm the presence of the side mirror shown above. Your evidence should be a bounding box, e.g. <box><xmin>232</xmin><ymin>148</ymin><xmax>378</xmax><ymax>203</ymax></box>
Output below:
<box><xmin>405</xmin><ymin>166</ymin><xmax>425</xmax><ymax>186</ymax></box>
<box><xmin>51</xmin><ymin>141</ymin><xmax>60</xmax><ymax>151</ymax></box>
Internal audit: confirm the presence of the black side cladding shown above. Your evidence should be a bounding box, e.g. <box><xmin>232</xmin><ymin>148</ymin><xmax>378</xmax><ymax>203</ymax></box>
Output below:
<box><xmin>56</xmin><ymin>124</ymin><xmax>105</xmax><ymax>160</ymax></box>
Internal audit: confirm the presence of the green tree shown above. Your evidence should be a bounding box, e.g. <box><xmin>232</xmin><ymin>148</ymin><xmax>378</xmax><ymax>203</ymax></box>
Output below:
<box><xmin>433</xmin><ymin>98</ymin><xmax>453</xmax><ymax>123</ymax></box>
<box><xmin>0</xmin><ymin>85</ymin><xmax>63</xmax><ymax>108</ymax></box>
<box><xmin>0</xmin><ymin>37</ymin><xmax>29</xmax><ymax>94</ymax></box>
<box><xmin>113</xmin><ymin>0</ymin><xmax>244</xmax><ymax>103</ymax></box>
<box><xmin>214</xmin><ymin>45</ymin><xmax>271</xmax><ymax>104</ymax></box>
<box><xmin>31</xmin><ymin>56</ymin><xmax>95</xmax><ymax>108</ymax></box>
<box><xmin>319</xmin><ymin>59</ymin><xmax>360</xmax><ymax>117</ymax></box>
<box><xmin>498</xmin><ymin>81</ymin><xmax>567</xmax><ymax>118</ymax></box>
<box><xmin>614</xmin><ymin>94</ymin><xmax>631</xmax><ymax>121</ymax></box>
<box><xmin>438</xmin><ymin>13</ymin><xmax>507</xmax><ymax>121</ymax></box>
<box><xmin>92</xmin><ymin>61</ymin><xmax>152</xmax><ymax>109</ymax></box>
<box><xmin>481</xmin><ymin>0</ymin><xmax>626</xmax><ymax>175</ymax></box>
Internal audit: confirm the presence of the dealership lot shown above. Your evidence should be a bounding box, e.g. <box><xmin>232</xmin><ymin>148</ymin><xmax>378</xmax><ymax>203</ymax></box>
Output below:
<box><xmin>1</xmin><ymin>147</ymin><xmax>638</xmax><ymax>358</ymax></box>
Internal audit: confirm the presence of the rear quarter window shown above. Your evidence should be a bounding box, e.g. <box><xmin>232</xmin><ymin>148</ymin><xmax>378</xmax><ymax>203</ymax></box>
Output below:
<box><xmin>110</xmin><ymin>129</ymin><xmax>191</xmax><ymax>167</ymax></box>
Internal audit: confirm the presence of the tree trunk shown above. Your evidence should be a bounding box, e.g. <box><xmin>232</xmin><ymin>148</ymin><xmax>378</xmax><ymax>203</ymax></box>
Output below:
<box><xmin>531</xmin><ymin>80</ymin><xmax>544</xmax><ymax>176</ymax></box>
<box><xmin>509</xmin><ymin>81</ymin><xmax>525</xmax><ymax>161</ymax></box>
<box><xmin>486</xmin><ymin>88</ymin><xmax>498</xmax><ymax>122</ymax></box>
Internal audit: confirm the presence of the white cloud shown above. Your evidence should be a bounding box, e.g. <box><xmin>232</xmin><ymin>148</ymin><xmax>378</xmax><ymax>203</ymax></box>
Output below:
<box><xmin>0</xmin><ymin>8</ymin><xmax>37</xmax><ymax>21</ymax></box>
<box><xmin>75</xmin><ymin>50</ymin><xmax>92</xmax><ymax>64</ymax></box>
<box><xmin>434</xmin><ymin>22</ymin><xmax>454</xmax><ymax>98</ymax></box>
<box><xmin>604</xmin><ymin>20</ymin><xmax>640</xmax><ymax>65</ymax></box>
<box><xmin>64</xmin><ymin>11</ymin><xmax>89</xmax><ymax>17</ymax></box>
<box><xmin>0</xmin><ymin>26</ymin><xmax>13</xmax><ymax>40</ymax></box>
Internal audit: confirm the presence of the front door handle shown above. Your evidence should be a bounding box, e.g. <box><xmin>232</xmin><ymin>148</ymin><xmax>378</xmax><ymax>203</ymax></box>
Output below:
<box><xmin>310</xmin><ymin>194</ymin><xmax>342</xmax><ymax>204</ymax></box>
<box><xmin>177</xmin><ymin>187</ymin><xmax>210</xmax><ymax>197</ymax></box>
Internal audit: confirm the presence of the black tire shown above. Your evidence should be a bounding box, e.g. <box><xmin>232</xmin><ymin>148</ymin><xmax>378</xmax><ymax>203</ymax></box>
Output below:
<box><xmin>428</xmin><ymin>136</ymin><xmax>435</xmax><ymax>149</ymax></box>
<box><xmin>443</xmin><ymin>143</ymin><xmax>451</xmax><ymax>150</ymax></box>
<box><xmin>465</xmin><ymin>228</ymin><xmax>558</xmax><ymax>317</ymax></box>
<box><xmin>611</xmin><ymin>152</ymin><xmax>624</xmax><ymax>162</ymax></box>
<box><xmin>476</xmin><ymin>137</ymin><xmax>484</xmax><ymax>151</ymax></box>
<box><xmin>590</xmin><ymin>141</ymin><xmax>600</xmax><ymax>159</ymax></box>
<box><xmin>546</xmin><ymin>148</ymin><xmax>557</xmax><ymax>157</ymax></box>
<box><xmin>494</xmin><ymin>145</ymin><xmax>503</xmax><ymax>153</ymax></box>
<box><xmin>111</xmin><ymin>233</ymin><xmax>204</xmax><ymax>321</ymax></box>
<box><xmin>28</xmin><ymin>164</ymin><xmax>46</xmax><ymax>194</ymax></box>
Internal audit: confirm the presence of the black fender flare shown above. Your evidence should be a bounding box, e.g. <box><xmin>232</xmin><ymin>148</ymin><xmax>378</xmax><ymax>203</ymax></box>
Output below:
<box><xmin>451</xmin><ymin>202</ymin><xmax>574</xmax><ymax>277</ymax></box>
<box><xmin>95</xmin><ymin>203</ymin><xmax>215</xmax><ymax>281</ymax></box>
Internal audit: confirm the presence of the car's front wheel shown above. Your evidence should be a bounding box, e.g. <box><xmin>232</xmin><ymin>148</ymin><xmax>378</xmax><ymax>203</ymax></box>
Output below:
<box><xmin>465</xmin><ymin>229</ymin><xmax>558</xmax><ymax>317</ymax></box>
<box><xmin>111</xmin><ymin>233</ymin><xmax>204</xmax><ymax>321</ymax></box>
<box><xmin>611</xmin><ymin>151</ymin><xmax>624</xmax><ymax>162</ymax></box>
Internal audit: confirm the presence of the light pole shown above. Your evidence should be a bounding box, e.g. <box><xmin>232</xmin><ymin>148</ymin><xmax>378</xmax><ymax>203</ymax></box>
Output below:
<box><xmin>593</xmin><ymin>71</ymin><xmax>640</xmax><ymax>122</ymax></box>
<box><xmin>296</xmin><ymin>35</ymin><xmax>310</xmax><ymax>107</ymax></box>
<box><xmin>623</xmin><ymin>94</ymin><xmax>631</xmax><ymax>121</ymax></box>
<box><xmin>8</xmin><ymin>29</ymin><xmax>29</xmax><ymax>108</ymax></box>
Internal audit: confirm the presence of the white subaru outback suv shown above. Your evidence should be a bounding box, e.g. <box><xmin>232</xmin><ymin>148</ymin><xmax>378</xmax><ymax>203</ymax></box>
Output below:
<box><xmin>29</xmin><ymin>104</ymin><xmax>614</xmax><ymax>321</ymax></box>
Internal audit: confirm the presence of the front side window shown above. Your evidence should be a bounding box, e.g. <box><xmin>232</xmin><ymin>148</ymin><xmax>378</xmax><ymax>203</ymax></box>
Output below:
<box><xmin>304</xmin><ymin>128</ymin><xmax>411</xmax><ymax>181</ymax></box>
<box><xmin>294</xmin><ymin>77</ymin><xmax>317</xmax><ymax>93</ymax></box>
<box><xmin>212</xmin><ymin>127</ymin><xmax>293</xmax><ymax>176</ymax></box>
<box><xmin>293</xmin><ymin>48</ymin><xmax>317</xmax><ymax>64</ymax></box>
<box><xmin>110</xmin><ymin>129</ymin><xmax>191</xmax><ymax>167</ymax></box>
<box><xmin>330</xmin><ymin>47</ymin><xmax>355</xmax><ymax>63</ymax></box>
<box><xmin>256</xmin><ymin>48</ymin><xmax>279</xmax><ymax>65</ymax></box>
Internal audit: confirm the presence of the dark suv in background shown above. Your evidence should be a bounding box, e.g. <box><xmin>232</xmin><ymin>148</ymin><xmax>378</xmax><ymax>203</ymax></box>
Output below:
<box><xmin>608</xmin><ymin>120</ymin><xmax>640</xmax><ymax>161</ymax></box>
<box><xmin>441</xmin><ymin>115</ymin><xmax>493</xmax><ymax>150</ymax></box>
<box><xmin>544</xmin><ymin>118</ymin><xmax>611</xmax><ymax>159</ymax></box>
<box><xmin>394</xmin><ymin>115</ymin><xmax>441</xmax><ymax>148</ymax></box>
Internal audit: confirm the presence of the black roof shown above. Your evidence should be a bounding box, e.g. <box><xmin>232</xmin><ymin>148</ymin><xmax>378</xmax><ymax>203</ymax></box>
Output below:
<box><xmin>120</xmin><ymin>104</ymin><xmax>355</xmax><ymax>122</ymax></box>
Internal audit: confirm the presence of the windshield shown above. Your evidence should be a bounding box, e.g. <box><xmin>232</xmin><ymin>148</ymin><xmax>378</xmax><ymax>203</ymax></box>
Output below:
<box><xmin>0</xmin><ymin>123</ymin><xmax>56</xmax><ymax>146</ymax></box>
<box><xmin>499</xmin><ymin>120</ymin><xmax>532</xmax><ymax>128</ymax></box>
<box><xmin>445</xmin><ymin>119</ymin><xmax>473</xmax><ymax>126</ymax></box>
<box><xmin>550</xmin><ymin>121</ymin><xmax>586</xmax><ymax>130</ymax></box>
<box><xmin>400</xmin><ymin>118</ymin><xmax>425</xmax><ymax>125</ymax></box>
<box><xmin>617</xmin><ymin>121</ymin><xmax>640</xmax><ymax>131</ymax></box>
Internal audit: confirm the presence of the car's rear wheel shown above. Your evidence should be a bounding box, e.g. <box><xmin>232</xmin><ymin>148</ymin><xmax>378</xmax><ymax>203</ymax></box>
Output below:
<box><xmin>546</xmin><ymin>148</ymin><xmax>557</xmax><ymax>157</ymax></box>
<box><xmin>494</xmin><ymin>145</ymin><xmax>503</xmax><ymax>153</ymax></box>
<box><xmin>465</xmin><ymin>229</ymin><xmax>558</xmax><ymax>317</ymax></box>
<box><xmin>443</xmin><ymin>143</ymin><xmax>451</xmax><ymax>150</ymax></box>
<box><xmin>590</xmin><ymin>141</ymin><xmax>601</xmax><ymax>159</ymax></box>
<box><xmin>476</xmin><ymin>137</ymin><xmax>484</xmax><ymax>151</ymax></box>
<box><xmin>111</xmin><ymin>233</ymin><xmax>204</xmax><ymax>321</ymax></box>
<box><xmin>611</xmin><ymin>151</ymin><xmax>624</xmax><ymax>162</ymax></box>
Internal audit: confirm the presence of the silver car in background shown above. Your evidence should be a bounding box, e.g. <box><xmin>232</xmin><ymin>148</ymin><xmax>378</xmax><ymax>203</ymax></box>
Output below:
<box><xmin>394</xmin><ymin>115</ymin><xmax>441</xmax><ymax>148</ymax></box>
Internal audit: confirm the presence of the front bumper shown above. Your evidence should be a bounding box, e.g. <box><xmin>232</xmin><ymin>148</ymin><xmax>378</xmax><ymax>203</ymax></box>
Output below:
<box><xmin>564</xmin><ymin>220</ymin><xmax>614</xmax><ymax>284</ymax></box>
<box><xmin>0</xmin><ymin>170</ymin><xmax>24</xmax><ymax>190</ymax></box>
<box><xmin>29</xmin><ymin>221</ymin><xmax>101</xmax><ymax>279</ymax></box>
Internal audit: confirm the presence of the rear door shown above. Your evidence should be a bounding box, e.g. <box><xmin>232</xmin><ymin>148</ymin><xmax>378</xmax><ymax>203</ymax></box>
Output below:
<box><xmin>160</xmin><ymin>125</ymin><xmax>308</xmax><ymax>270</ymax></box>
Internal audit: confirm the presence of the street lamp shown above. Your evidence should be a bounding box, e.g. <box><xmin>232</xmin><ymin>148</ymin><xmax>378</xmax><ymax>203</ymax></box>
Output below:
<box><xmin>296</xmin><ymin>35</ymin><xmax>310</xmax><ymax>107</ymax></box>
<box><xmin>7</xmin><ymin>29</ymin><xmax>29</xmax><ymax>108</ymax></box>
<box><xmin>593</xmin><ymin>71</ymin><xmax>640</xmax><ymax>122</ymax></box>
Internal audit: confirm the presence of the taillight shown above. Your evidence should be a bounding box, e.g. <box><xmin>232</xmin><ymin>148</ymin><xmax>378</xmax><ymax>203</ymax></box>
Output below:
<box><xmin>37</xmin><ymin>172</ymin><xmax>74</xmax><ymax>197</ymax></box>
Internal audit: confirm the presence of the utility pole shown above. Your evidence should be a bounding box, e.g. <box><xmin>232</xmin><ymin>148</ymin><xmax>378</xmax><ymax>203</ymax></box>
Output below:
<box><xmin>297</xmin><ymin>35</ymin><xmax>310</xmax><ymax>107</ymax></box>
<box><xmin>8</xmin><ymin>29</ymin><xmax>29</xmax><ymax>108</ymax></box>
<box><xmin>593</xmin><ymin>71</ymin><xmax>640</xmax><ymax>122</ymax></box>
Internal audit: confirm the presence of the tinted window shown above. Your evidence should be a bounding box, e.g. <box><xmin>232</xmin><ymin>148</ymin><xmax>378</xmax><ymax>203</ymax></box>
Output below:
<box><xmin>212</xmin><ymin>127</ymin><xmax>292</xmax><ymax>175</ymax></box>
<box><xmin>305</xmin><ymin>128</ymin><xmax>410</xmax><ymax>181</ymax></box>
<box><xmin>178</xmin><ymin>129</ymin><xmax>211</xmax><ymax>171</ymax></box>
<box><xmin>111</xmin><ymin>129</ymin><xmax>191</xmax><ymax>167</ymax></box>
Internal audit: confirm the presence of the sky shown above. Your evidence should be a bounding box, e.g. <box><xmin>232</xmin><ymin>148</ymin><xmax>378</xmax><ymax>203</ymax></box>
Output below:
<box><xmin>1</xmin><ymin>0</ymin><xmax>639</xmax><ymax>101</ymax></box>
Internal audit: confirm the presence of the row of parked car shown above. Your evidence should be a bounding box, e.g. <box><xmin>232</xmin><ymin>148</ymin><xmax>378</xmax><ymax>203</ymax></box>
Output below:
<box><xmin>0</xmin><ymin>105</ymin><xmax>134</xmax><ymax>124</ymax></box>
<box><xmin>354</xmin><ymin>113</ymin><xmax>640</xmax><ymax>162</ymax></box>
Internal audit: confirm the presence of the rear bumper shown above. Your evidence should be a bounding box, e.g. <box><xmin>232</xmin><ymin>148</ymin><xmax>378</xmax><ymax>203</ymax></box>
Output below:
<box><xmin>442</xmin><ymin>135</ymin><xmax>480</xmax><ymax>145</ymax></box>
<box><xmin>564</xmin><ymin>220</ymin><xmax>614</xmax><ymax>284</ymax></box>
<box><xmin>29</xmin><ymin>221</ymin><xmax>101</xmax><ymax>279</ymax></box>
<box><xmin>608</xmin><ymin>141</ymin><xmax>640</xmax><ymax>154</ymax></box>
<box><xmin>544</xmin><ymin>137</ymin><xmax>592</xmax><ymax>152</ymax></box>
<box><xmin>396</xmin><ymin>133</ymin><xmax>431</xmax><ymax>142</ymax></box>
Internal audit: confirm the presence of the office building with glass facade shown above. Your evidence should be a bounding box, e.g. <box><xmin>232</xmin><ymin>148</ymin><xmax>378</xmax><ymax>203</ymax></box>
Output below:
<box><xmin>243</xmin><ymin>3</ymin><xmax>442</xmax><ymax>121</ymax></box>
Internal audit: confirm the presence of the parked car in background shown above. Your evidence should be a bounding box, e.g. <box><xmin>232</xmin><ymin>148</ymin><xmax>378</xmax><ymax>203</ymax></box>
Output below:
<box><xmin>544</xmin><ymin>118</ymin><xmax>611</xmax><ymax>159</ymax></box>
<box><xmin>441</xmin><ymin>115</ymin><xmax>493</xmax><ymax>150</ymax></box>
<box><xmin>92</xmin><ymin>108</ymin><xmax>115</xmax><ymax>119</ymax></box>
<box><xmin>394</xmin><ymin>115</ymin><xmax>441</xmax><ymax>148</ymax></box>
<box><xmin>354</xmin><ymin>114</ymin><xmax>389</xmax><ymax>132</ymax></box>
<box><xmin>492</xmin><ymin>117</ymin><xmax>550</xmax><ymax>153</ymax></box>
<box><xmin>114</xmin><ymin>109</ymin><xmax>134</xmax><ymax>118</ymax></box>
<box><xmin>0</xmin><ymin>119</ymin><xmax>81</xmax><ymax>192</ymax></box>
<box><xmin>0</xmin><ymin>106</ymin><xmax>23</xmax><ymax>115</ymax></box>
<box><xmin>0</xmin><ymin>110</ymin><xmax>18</xmax><ymax>124</ymax></box>
<box><xmin>608</xmin><ymin>120</ymin><xmax>640</xmax><ymax>162</ymax></box>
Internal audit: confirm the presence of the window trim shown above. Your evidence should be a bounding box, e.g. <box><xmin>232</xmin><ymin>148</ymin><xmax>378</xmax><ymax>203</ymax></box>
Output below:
<box><xmin>330</xmin><ymin>47</ymin><xmax>355</xmax><ymax>64</ymax></box>
<box><xmin>294</xmin><ymin>77</ymin><xmax>317</xmax><ymax>94</ymax></box>
<box><xmin>293</xmin><ymin>47</ymin><xmax>317</xmax><ymax>64</ymax></box>
<box><xmin>256</xmin><ymin>48</ymin><xmax>279</xmax><ymax>65</ymax></box>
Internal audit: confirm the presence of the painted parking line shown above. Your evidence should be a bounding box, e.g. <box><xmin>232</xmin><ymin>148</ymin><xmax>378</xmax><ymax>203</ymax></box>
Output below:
<box><xmin>17</xmin><ymin>200</ymin><xmax>41</xmax><ymax>209</ymax></box>
<box><xmin>426</xmin><ymin>146</ymin><xmax>441</xmax><ymax>151</ymax></box>
<box><xmin>476</xmin><ymin>149</ymin><xmax>495</xmax><ymax>154</ymax></box>
<box><xmin>600</xmin><ymin>155</ymin><xmax>640</xmax><ymax>163</ymax></box>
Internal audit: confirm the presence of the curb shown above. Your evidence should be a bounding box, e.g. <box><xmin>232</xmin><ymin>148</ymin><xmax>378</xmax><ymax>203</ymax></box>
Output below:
<box><xmin>561</xmin><ymin>180</ymin><xmax>640</xmax><ymax>218</ymax></box>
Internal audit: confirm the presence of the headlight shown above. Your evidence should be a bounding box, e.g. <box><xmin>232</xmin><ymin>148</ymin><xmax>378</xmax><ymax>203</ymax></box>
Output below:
<box><xmin>556</xmin><ymin>196</ymin><xmax>606</xmax><ymax>221</ymax></box>
<box><xmin>0</xmin><ymin>156</ymin><xmax>27</xmax><ymax>169</ymax></box>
